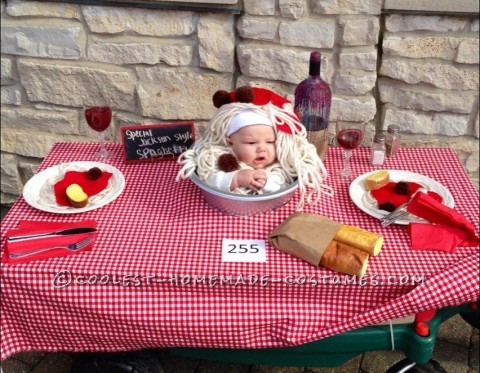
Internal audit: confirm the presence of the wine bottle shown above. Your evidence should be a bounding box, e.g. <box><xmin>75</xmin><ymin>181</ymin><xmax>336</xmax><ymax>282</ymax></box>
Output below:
<box><xmin>294</xmin><ymin>51</ymin><xmax>332</xmax><ymax>160</ymax></box>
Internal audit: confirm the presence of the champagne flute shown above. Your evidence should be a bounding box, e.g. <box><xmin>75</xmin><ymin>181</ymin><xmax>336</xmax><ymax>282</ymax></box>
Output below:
<box><xmin>336</xmin><ymin>114</ymin><xmax>366</xmax><ymax>179</ymax></box>
<box><xmin>84</xmin><ymin>105</ymin><xmax>112</xmax><ymax>159</ymax></box>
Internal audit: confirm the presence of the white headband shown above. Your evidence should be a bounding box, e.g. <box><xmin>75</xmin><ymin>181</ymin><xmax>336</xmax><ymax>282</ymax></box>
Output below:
<box><xmin>226</xmin><ymin>109</ymin><xmax>274</xmax><ymax>136</ymax></box>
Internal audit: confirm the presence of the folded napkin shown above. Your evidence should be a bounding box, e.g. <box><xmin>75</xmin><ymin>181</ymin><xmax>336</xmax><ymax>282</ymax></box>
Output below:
<box><xmin>406</xmin><ymin>192</ymin><xmax>479</xmax><ymax>253</ymax></box>
<box><xmin>2</xmin><ymin>220</ymin><xmax>97</xmax><ymax>265</ymax></box>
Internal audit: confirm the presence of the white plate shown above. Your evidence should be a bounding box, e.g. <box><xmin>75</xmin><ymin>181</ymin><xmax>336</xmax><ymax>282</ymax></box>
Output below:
<box><xmin>23</xmin><ymin>161</ymin><xmax>125</xmax><ymax>214</ymax></box>
<box><xmin>349</xmin><ymin>170</ymin><xmax>454</xmax><ymax>225</ymax></box>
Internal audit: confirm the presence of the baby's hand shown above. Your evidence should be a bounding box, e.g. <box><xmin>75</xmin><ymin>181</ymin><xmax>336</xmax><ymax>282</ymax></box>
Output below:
<box><xmin>232</xmin><ymin>169</ymin><xmax>267</xmax><ymax>191</ymax></box>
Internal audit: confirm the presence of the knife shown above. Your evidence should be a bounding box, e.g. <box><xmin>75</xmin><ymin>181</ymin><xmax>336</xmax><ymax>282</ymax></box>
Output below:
<box><xmin>7</xmin><ymin>227</ymin><xmax>97</xmax><ymax>242</ymax></box>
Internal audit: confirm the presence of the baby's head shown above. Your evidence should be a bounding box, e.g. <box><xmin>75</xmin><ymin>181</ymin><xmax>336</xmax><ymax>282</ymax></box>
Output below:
<box><xmin>226</xmin><ymin>110</ymin><xmax>276</xmax><ymax>170</ymax></box>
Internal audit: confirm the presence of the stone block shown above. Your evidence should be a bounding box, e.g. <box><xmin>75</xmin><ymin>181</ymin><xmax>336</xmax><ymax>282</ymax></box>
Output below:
<box><xmin>1</xmin><ymin>107</ymin><xmax>79</xmax><ymax>135</ymax></box>
<box><xmin>237</xmin><ymin>46</ymin><xmax>332</xmax><ymax>84</ymax></box>
<box><xmin>308</xmin><ymin>354</ymin><xmax>362</xmax><ymax>372</ymax></box>
<box><xmin>383</xmin><ymin>106</ymin><xmax>469</xmax><ymax>136</ymax></box>
<box><xmin>279</xmin><ymin>0</ymin><xmax>307</xmax><ymax>19</ymax></box>
<box><xmin>472</xmin><ymin>18</ymin><xmax>480</xmax><ymax>32</ymax></box>
<box><xmin>0</xmin><ymin>152</ymin><xmax>20</xmax><ymax>195</ymax></box>
<box><xmin>13</xmin><ymin>132</ymin><xmax>60</xmax><ymax>158</ymax></box>
<box><xmin>279</xmin><ymin>20</ymin><xmax>335</xmax><ymax>48</ymax></box>
<box><xmin>236</xmin><ymin>76</ymin><xmax>296</xmax><ymax>97</ymax></box>
<box><xmin>17</xmin><ymin>59</ymin><xmax>136</xmax><ymax>110</ymax></box>
<box><xmin>455</xmin><ymin>38</ymin><xmax>480</xmax><ymax>64</ymax></box>
<box><xmin>340</xmin><ymin>16</ymin><xmax>380</xmax><ymax>46</ymax></box>
<box><xmin>431</xmin><ymin>339</ymin><xmax>470</xmax><ymax>373</ymax></box>
<box><xmin>378</xmin><ymin>78</ymin><xmax>476</xmax><ymax>114</ymax></box>
<box><xmin>243</xmin><ymin>0</ymin><xmax>275</xmax><ymax>15</ymax></box>
<box><xmin>198</xmin><ymin>13</ymin><xmax>235</xmax><ymax>73</ymax></box>
<box><xmin>83</xmin><ymin>6</ymin><xmax>194</xmax><ymax>36</ymax></box>
<box><xmin>380</xmin><ymin>57</ymin><xmax>479</xmax><ymax>91</ymax></box>
<box><xmin>360</xmin><ymin>350</ymin><xmax>406</xmax><ymax>373</ymax></box>
<box><xmin>474</xmin><ymin>109</ymin><xmax>479</xmax><ymax>139</ymax></box>
<box><xmin>88</xmin><ymin>36</ymin><xmax>193</xmax><ymax>66</ymax></box>
<box><xmin>437</xmin><ymin>315</ymin><xmax>474</xmax><ymax>347</ymax></box>
<box><xmin>6</xmin><ymin>0</ymin><xmax>81</xmax><ymax>19</ymax></box>
<box><xmin>334</xmin><ymin>73</ymin><xmax>376</xmax><ymax>95</ymax></box>
<box><xmin>339</xmin><ymin>48</ymin><xmax>377</xmax><ymax>71</ymax></box>
<box><xmin>471</xmin><ymin>330</ymin><xmax>479</xmax><ymax>370</ymax></box>
<box><xmin>136</xmin><ymin>67</ymin><xmax>232</xmax><ymax>120</ymax></box>
<box><xmin>237</xmin><ymin>18</ymin><xmax>278</xmax><ymax>41</ymax></box>
<box><xmin>383</xmin><ymin>34</ymin><xmax>478</xmax><ymax>62</ymax></box>
<box><xmin>0</xmin><ymin>131</ymin><xmax>16</xmax><ymax>153</ymax></box>
<box><xmin>18</xmin><ymin>159</ymin><xmax>41</xmax><ymax>185</ymax></box>
<box><xmin>312</xmin><ymin>0</ymin><xmax>382</xmax><ymax>15</ymax></box>
<box><xmin>1</xmin><ymin>192</ymin><xmax>18</xmax><ymax>204</ymax></box>
<box><xmin>0</xmin><ymin>86</ymin><xmax>21</xmax><ymax>105</ymax></box>
<box><xmin>1</xmin><ymin>57</ymin><xmax>15</xmax><ymax>84</ymax></box>
<box><xmin>331</xmin><ymin>96</ymin><xmax>377</xmax><ymax>122</ymax></box>
<box><xmin>385</xmin><ymin>14</ymin><xmax>468</xmax><ymax>32</ymax></box>
<box><xmin>1</xmin><ymin>20</ymin><xmax>82</xmax><ymax>60</ymax></box>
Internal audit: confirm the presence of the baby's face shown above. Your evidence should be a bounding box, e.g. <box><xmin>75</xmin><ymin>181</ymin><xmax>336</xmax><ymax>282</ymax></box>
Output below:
<box><xmin>226</xmin><ymin>125</ymin><xmax>276</xmax><ymax>169</ymax></box>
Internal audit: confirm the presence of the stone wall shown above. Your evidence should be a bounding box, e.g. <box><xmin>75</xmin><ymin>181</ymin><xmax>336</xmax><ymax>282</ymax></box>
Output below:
<box><xmin>1</xmin><ymin>0</ymin><xmax>479</xmax><ymax>204</ymax></box>
<box><xmin>379</xmin><ymin>14</ymin><xmax>479</xmax><ymax>184</ymax></box>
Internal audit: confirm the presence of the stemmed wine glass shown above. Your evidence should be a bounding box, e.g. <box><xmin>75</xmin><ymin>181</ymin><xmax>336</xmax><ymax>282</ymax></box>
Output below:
<box><xmin>84</xmin><ymin>104</ymin><xmax>112</xmax><ymax>159</ymax></box>
<box><xmin>336</xmin><ymin>113</ymin><xmax>366</xmax><ymax>179</ymax></box>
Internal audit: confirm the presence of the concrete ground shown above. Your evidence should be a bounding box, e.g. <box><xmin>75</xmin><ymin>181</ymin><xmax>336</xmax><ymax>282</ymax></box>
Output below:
<box><xmin>1</xmin><ymin>205</ymin><xmax>479</xmax><ymax>373</ymax></box>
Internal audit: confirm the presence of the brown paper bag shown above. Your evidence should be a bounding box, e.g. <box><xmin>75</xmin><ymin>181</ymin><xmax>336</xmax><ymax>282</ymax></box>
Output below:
<box><xmin>268</xmin><ymin>212</ymin><xmax>341</xmax><ymax>266</ymax></box>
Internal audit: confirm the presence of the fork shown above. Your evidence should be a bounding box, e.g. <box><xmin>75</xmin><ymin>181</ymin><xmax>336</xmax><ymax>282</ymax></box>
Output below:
<box><xmin>381</xmin><ymin>211</ymin><xmax>410</xmax><ymax>227</ymax></box>
<box><xmin>379</xmin><ymin>188</ymin><xmax>427</xmax><ymax>227</ymax></box>
<box><xmin>9</xmin><ymin>237</ymin><xmax>93</xmax><ymax>259</ymax></box>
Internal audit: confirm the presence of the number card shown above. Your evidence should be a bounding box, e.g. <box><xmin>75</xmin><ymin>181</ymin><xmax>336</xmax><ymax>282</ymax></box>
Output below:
<box><xmin>222</xmin><ymin>239</ymin><xmax>266</xmax><ymax>263</ymax></box>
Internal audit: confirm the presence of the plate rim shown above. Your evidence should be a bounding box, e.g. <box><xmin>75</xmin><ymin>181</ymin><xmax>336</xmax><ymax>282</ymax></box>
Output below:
<box><xmin>349</xmin><ymin>170</ymin><xmax>454</xmax><ymax>225</ymax></box>
<box><xmin>22</xmin><ymin>161</ymin><xmax>125</xmax><ymax>214</ymax></box>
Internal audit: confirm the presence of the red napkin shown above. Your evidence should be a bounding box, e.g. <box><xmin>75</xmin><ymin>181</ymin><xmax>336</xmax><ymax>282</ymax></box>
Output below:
<box><xmin>406</xmin><ymin>192</ymin><xmax>479</xmax><ymax>253</ymax></box>
<box><xmin>2</xmin><ymin>220</ymin><xmax>97</xmax><ymax>265</ymax></box>
<box><xmin>54</xmin><ymin>171</ymin><xmax>112</xmax><ymax>206</ymax></box>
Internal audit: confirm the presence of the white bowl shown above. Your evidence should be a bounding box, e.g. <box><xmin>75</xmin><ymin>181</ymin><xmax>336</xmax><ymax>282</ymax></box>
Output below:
<box><xmin>190</xmin><ymin>173</ymin><xmax>298</xmax><ymax>216</ymax></box>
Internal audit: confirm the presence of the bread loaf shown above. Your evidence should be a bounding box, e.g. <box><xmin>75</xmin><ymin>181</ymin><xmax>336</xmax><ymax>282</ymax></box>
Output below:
<box><xmin>320</xmin><ymin>240</ymin><xmax>369</xmax><ymax>276</ymax></box>
<box><xmin>334</xmin><ymin>225</ymin><xmax>383</xmax><ymax>256</ymax></box>
<box><xmin>365</xmin><ymin>170</ymin><xmax>389</xmax><ymax>191</ymax></box>
<box><xmin>66</xmin><ymin>184</ymin><xmax>88</xmax><ymax>208</ymax></box>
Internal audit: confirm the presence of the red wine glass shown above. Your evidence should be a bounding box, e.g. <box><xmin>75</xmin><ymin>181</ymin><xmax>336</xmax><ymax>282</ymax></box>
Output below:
<box><xmin>84</xmin><ymin>105</ymin><xmax>112</xmax><ymax>159</ymax></box>
<box><xmin>336</xmin><ymin>114</ymin><xmax>366</xmax><ymax>179</ymax></box>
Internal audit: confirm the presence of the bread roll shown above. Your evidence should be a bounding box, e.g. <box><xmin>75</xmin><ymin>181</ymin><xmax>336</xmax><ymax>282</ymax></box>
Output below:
<box><xmin>320</xmin><ymin>240</ymin><xmax>369</xmax><ymax>276</ymax></box>
<box><xmin>334</xmin><ymin>225</ymin><xmax>383</xmax><ymax>256</ymax></box>
<box><xmin>66</xmin><ymin>184</ymin><xmax>88</xmax><ymax>208</ymax></box>
<box><xmin>365</xmin><ymin>170</ymin><xmax>389</xmax><ymax>191</ymax></box>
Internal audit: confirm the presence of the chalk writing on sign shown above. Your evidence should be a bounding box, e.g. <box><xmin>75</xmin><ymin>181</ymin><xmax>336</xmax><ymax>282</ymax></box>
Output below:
<box><xmin>120</xmin><ymin>122</ymin><xmax>194</xmax><ymax>163</ymax></box>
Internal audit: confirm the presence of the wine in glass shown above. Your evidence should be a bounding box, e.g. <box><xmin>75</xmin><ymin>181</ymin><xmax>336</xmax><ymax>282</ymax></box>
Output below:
<box><xmin>84</xmin><ymin>105</ymin><xmax>112</xmax><ymax>159</ymax></box>
<box><xmin>336</xmin><ymin>114</ymin><xmax>366</xmax><ymax>179</ymax></box>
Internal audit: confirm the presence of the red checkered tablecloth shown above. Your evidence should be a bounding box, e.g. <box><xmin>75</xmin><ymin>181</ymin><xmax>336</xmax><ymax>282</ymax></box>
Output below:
<box><xmin>1</xmin><ymin>143</ymin><xmax>479</xmax><ymax>360</ymax></box>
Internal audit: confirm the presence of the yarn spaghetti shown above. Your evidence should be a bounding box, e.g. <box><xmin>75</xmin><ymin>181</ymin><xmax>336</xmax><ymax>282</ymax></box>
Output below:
<box><xmin>177</xmin><ymin>100</ymin><xmax>333</xmax><ymax>210</ymax></box>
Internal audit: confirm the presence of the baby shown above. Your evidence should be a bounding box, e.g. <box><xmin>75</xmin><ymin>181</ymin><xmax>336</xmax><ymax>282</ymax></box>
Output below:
<box><xmin>176</xmin><ymin>86</ymin><xmax>332</xmax><ymax>210</ymax></box>
<box><xmin>207</xmin><ymin>109</ymin><xmax>289</xmax><ymax>193</ymax></box>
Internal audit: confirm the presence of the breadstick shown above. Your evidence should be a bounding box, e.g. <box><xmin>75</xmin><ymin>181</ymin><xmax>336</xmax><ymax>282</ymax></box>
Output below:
<box><xmin>334</xmin><ymin>225</ymin><xmax>383</xmax><ymax>256</ymax></box>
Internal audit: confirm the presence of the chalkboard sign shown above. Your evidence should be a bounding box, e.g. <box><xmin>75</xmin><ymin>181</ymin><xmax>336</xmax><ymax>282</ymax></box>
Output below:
<box><xmin>120</xmin><ymin>122</ymin><xmax>195</xmax><ymax>163</ymax></box>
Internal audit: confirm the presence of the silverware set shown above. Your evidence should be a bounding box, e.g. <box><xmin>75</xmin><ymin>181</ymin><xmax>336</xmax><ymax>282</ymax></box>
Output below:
<box><xmin>9</xmin><ymin>237</ymin><xmax>94</xmax><ymax>259</ymax></box>
<box><xmin>379</xmin><ymin>188</ymin><xmax>426</xmax><ymax>227</ymax></box>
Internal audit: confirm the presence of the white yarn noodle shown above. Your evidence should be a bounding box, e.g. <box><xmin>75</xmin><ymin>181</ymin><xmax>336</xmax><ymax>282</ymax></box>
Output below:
<box><xmin>177</xmin><ymin>101</ymin><xmax>333</xmax><ymax>210</ymax></box>
<box><xmin>38</xmin><ymin>163</ymin><xmax>113</xmax><ymax>209</ymax></box>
